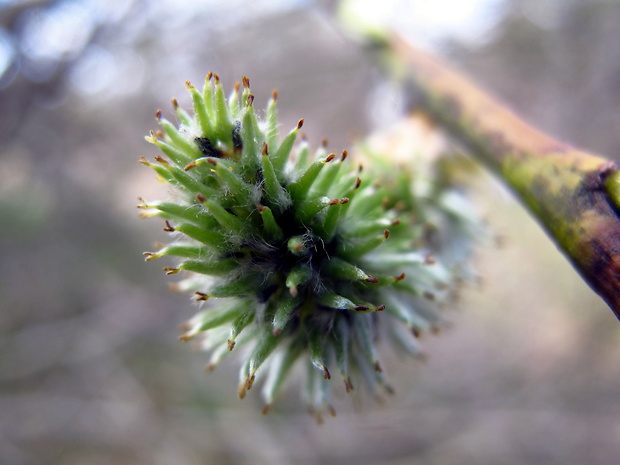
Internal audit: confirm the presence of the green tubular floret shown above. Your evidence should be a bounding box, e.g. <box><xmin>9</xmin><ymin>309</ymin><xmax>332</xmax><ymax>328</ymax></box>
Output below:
<box><xmin>257</xmin><ymin>204</ymin><xmax>283</xmax><ymax>240</ymax></box>
<box><xmin>213</xmin><ymin>76</ymin><xmax>234</xmax><ymax>146</ymax></box>
<box><xmin>139</xmin><ymin>75</ymin><xmax>481</xmax><ymax>418</ymax></box>
<box><xmin>159</xmin><ymin>117</ymin><xmax>203</xmax><ymax>159</ymax></box>
<box><xmin>272</xmin><ymin>121</ymin><xmax>302</xmax><ymax>177</ymax></box>
<box><xmin>262</xmin><ymin>339</ymin><xmax>304</xmax><ymax>410</ymax></box>
<box><xmin>188</xmin><ymin>81</ymin><xmax>213</xmax><ymax>138</ymax></box>
<box><xmin>173</xmin><ymin>222</ymin><xmax>229</xmax><ymax>252</ymax></box>
<box><xmin>265</xmin><ymin>91</ymin><xmax>279</xmax><ymax>153</ymax></box>
<box><xmin>260</xmin><ymin>151</ymin><xmax>292</xmax><ymax>210</ymax></box>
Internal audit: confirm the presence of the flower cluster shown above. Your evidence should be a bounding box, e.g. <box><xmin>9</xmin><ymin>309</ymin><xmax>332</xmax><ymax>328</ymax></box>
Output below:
<box><xmin>139</xmin><ymin>74</ymin><xmax>479</xmax><ymax>420</ymax></box>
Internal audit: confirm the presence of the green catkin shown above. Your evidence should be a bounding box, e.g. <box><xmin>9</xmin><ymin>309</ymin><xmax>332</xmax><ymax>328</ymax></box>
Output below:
<box><xmin>139</xmin><ymin>75</ymin><xmax>481</xmax><ymax>419</ymax></box>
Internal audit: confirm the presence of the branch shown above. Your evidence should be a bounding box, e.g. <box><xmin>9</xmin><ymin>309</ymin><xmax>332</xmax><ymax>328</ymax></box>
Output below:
<box><xmin>387</xmin><ymin>34</ymin><xmax>620</xmax><ymax>319</ymax></box>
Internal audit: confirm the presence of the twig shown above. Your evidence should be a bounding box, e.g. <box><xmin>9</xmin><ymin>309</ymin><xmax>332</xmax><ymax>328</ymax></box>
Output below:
<box><xmin>388</xmin><ymin>33</ymin><xmax>620</xmax><ymax>319</ymax></box>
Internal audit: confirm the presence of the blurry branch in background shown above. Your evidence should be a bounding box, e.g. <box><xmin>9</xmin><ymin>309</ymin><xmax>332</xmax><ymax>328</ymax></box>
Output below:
<box><xmin>370</xmin><ymin>33</ymin><xmax>620</xmax><ymax>319</ymax></box>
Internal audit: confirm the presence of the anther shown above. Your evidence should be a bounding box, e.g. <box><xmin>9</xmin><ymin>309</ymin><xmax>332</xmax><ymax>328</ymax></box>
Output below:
<box><xmin>245</xmin><ymin>374</ymin><xmax>256</xmax><ymax>390</ymax></box>
<box><xmin>384</xmin><ymin>229</ymin><xmax>390</xmax><ymax>239</ymax></box>
<box><xmin>340</xmin><ymin>197</ymin><xmax>349</xmax><ymax>204</ymax></box>
<box><xmin>344</xmin><ymin>377</ymin><xmax>354</xmax><ymax>393</ymax></box>
<box><xmin>196</xmin><ymin>193</ymin><xmax>207</xmax><ymax>203</ymax></box>
<box><xmin>365</xmin><ymin>276</ymin><xmax>380</xmax><ymax>284</ymax></box>
<box><xmin>246</xmin><ymin>94</ymin><xmax>254</xmax><ymax>106</ymax></box>
<box><xmin>376</xmin><ymin>304</ymin><xmax>386</xmax><ymax>311</ymax></box>
<box><xmin>194</xmin><ymin>291</ymin><xmax>209</xmax><ymax>301</ymax></box>
<box><xmin>297</xmin><ymin>119</ymin><xmax>304</xmax><ymax>130</ymax></box>
<box><xmin>163</xmin><ymin>220</ymin><xmax>175</xmax><ymax>232</ymax></box>
<box><xmin>163</xmin><ymin>266</ymin><xmax>180</xmax><ymax>275</ymax></box>
<box><xmin>171</xmin><ymin>98</ymin><xmax>179</xmax><ymax>110</ymax></box>
<box><xmin>241</xmin><ymin>76</ymin><xmax>250</xmax><ymax>88</ymax></box>
<box><xmin>325</xmin><ymin>153</ymin><xmax>336</xmax><ymax>163</ymax></box>
<box><xmin>272</xmin><ymin>89</ymin><xmax>278</xmax><ymax>101</ymax></box>
<box><xmin>262</xmin><ymin>142</ymin><xmax>268</xmax><ymax>156</ymax></box>
<box><xmin>394</xmin><ymin>272</ymin><xmax>406</xmax><ymax>282</ymax></box>
<box><xmin>155</xmin><ymin>109</ymin><xmax>162</xmax><ymax>120</ymax></box>
<box><xmin>183</xmin><ymin>161</ymin><xmax>197</xmax><ymax>171</ymax></box>
<box><xmin>354</xmin><ymin>177</ymin><xmax>362</xmax><ymax>189</ymax></box>
<box><xmin>341</xmin><ymin>149</ymin><xmax>348</xmax><ymax>161</ymax></box>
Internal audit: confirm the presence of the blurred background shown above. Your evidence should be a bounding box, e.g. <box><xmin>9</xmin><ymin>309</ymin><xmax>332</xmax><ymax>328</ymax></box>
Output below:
<box><xmin>1</xmin><ymin>0</ymin><xmax>620</xmax><ymax>464</ymax></box>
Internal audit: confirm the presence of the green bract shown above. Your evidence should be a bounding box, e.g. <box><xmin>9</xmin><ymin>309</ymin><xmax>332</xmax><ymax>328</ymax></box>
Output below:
<box><xmin>139</xmin><ymin>74</ymin><xmax>479</xmax><ymax>420</ymax></box>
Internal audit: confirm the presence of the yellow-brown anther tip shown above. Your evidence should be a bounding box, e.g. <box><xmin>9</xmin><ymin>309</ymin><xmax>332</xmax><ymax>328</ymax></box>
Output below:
<box><xmin>183</xmin><ymin>161</ymin><xmax>197</xmax><ymax>171</ymax></box>
<box><xmin>163</xmin><ymin>220</ymin><xmax>175</xmax><ymax>232</ymax></box>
